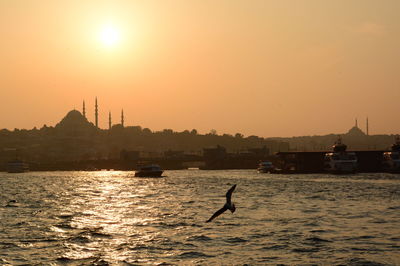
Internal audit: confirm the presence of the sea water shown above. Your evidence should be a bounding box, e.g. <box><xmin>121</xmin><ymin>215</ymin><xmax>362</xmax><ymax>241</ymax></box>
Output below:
<box><xmin>0</xmin><ymin>170</ymin><xmax>399</xmax><ymax>265</ymax></box>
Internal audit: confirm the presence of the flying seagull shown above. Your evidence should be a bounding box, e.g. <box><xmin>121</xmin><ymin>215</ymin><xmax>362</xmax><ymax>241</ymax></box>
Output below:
<box><xmin>206</xmin><ymin>184</ymin><xmax>236</xmax><ymax>223</ymax></box>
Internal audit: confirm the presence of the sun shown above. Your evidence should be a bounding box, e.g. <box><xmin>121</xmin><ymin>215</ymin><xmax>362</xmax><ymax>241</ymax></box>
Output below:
<box><xmin>99</xmin><ymin>24</ymin><xmax>121</xmax><ymax>48</ymax></box>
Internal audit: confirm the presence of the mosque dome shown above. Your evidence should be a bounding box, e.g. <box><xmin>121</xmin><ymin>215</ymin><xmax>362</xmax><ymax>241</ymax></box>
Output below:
<box><xmin>346</xmin><ymin>126</ymin><xmax>366</xmax><ymax>137</ymax></box>
<box><xmin>55</xmin><ymin>110</ymin><xmax>94</xmax><ymax>130</ymax></box>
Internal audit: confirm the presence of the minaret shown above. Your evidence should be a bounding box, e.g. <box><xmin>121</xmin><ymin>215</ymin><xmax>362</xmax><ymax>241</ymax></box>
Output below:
<box><xmin>121</xmin><ymin>109</ymin><xmax>124</xmax><ymax>127</ymax></box>
<box><xmin>82</xmin><ymin>100</ymin><xmax>86</xmax><ymax>118</ymax></box>
<box><xmin>109</xmin><ymin>111</ymin><xmax>112</xmax><ymax>130</ymax></box>
<box><xmin>366</xmin><ymin>117</ymin><xmax>369</xmax><ymax>136</ymax></box>
<box><xmin>355</xmin><ymin>118</ymin><xmax>358</xmax><ymax>128</ymax></box>
<box><xmin>95</xmin><ymin>97</ymin><xmax>98</xmax><ymax>128</ymax></box>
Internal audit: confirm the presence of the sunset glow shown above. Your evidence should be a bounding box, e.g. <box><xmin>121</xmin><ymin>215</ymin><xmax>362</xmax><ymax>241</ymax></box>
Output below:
<box><xmin>1</xmin><ymin>2</ymin><xmax>400</xmax><ymax>265</ymax></box>
<box><xmin>99</xmin><ymin>23</ymin><xmax>121</xmax><ymax>48</ymax></box>
<box><xmin>1</xmin><ymin>1</ymin><xmax>400</xmax><ymax>137</ymax></box>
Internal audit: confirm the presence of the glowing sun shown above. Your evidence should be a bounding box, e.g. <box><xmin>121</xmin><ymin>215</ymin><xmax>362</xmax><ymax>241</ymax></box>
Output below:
<box><xmin>99</xmin><ymin>24</ymin><xmax>121</xmax><ymax>48</ymax></box>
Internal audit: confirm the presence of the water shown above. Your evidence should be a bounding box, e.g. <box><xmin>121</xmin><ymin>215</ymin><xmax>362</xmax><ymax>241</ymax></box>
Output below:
<box><xmin>1</xmin><ymin>170</ymin><xmax>399</xmax><ymax>265</ymax></box>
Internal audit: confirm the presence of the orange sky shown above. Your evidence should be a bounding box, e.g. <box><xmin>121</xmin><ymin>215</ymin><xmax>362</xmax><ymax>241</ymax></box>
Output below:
<box><xmin>1</xmin><ymin>0</ymin><xmax>399</xmax><ymax>137</ymax></box>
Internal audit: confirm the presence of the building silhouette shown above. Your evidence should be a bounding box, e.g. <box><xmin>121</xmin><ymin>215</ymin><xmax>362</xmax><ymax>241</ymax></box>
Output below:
<box><xmin>1</xmin><ymin>102</ymin><xmax>395</xmax><ymax>171</ymax></box>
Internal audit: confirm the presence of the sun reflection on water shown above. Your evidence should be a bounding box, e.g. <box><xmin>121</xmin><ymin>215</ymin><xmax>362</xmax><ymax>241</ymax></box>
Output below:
<box><xmin>54</xmin><ymin>171</ymin><xmax>167</xmax><ymax>262</ymax></box>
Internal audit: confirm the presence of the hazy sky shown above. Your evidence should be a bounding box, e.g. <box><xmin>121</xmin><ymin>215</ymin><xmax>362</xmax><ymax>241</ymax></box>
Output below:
<box><xmin>1</xmin><ymin>0</ymin><xmax>399</xmax><ymax>137</ymax></box>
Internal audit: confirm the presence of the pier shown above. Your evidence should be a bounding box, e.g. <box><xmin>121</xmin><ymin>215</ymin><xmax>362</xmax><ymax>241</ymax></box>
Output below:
<box><xmin>276</xmin><ymin>150</ymin><xmax>388</xmax><ymax>173</ymax></box>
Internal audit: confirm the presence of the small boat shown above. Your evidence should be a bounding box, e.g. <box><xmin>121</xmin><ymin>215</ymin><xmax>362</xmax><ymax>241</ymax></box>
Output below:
<box><xmin>382</xmin><ymin>136</ymin><xmax>400</xmax><ymax>173</ymax></box>
<box><xmin>323</xmin><ymin>136</ymin><xmax>357</xmax><ymax>174</ymax></box>
<box><xmin>257</xmin><ymin>161</ymin><xmax>275</xmax><ymax>173</ymax></box>
<box><xmin>7</xmin><ymin>159</ymin><xmax>29</xmax><ymax>173</ymax></box>
<box><xmin>134</xmin><ymin>164</ymin><xmax>163</xmax><ymax>177</ymax></box>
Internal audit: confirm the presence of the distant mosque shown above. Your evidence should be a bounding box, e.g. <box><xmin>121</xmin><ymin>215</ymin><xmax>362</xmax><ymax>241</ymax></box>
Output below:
<box><xmin>59</xmin><ymin>97</ymin><xmax>125</xmax><ymax>130</ymax></box>
<box><xmin>346</xmin><ymin>117</ymin><xmax>369</xmax><ymax>137</ymax></box>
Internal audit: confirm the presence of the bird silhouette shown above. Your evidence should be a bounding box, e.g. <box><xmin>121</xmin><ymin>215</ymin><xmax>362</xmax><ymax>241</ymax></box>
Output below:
<box><xmin>206</xmin><ymin>184</ymin><xmax>236</xmax><ymax>223</ymax></box>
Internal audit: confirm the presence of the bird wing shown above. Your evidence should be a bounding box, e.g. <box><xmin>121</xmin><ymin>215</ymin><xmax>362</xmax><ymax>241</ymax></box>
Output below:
<box><xmin>225</xmin><ymin>184</ymin><xmax>236</xmax><ymax>204</ymax></box>
<box><xmin>206</xmin><ymin>205</ymin><xmax>228</xmax><ymax>223</ymax></box>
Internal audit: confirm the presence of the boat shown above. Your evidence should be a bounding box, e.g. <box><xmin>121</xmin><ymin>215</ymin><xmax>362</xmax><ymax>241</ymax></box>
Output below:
<box><xmin>382</xmin><ymin>136</ymin><xmax>400</xmax><ymax>173</ymax></box>
<box><xmin>134</xmin><ymin>164</ymin><xmax>163</xmax><ymax>177</ymax></box>
<box><xmin>257</xmin><ymin>161</ymin><xmax>275</xmax><ymax>173</ymax></box>
<box><xmin>7</xmin><ymin>159</ymin><xmax>29</xmax><ymax>173</ymax></box>
<box><xmin>323</xmin><ymin>136</ymin><xmax>357</xmax><ymax>174</ymax></box>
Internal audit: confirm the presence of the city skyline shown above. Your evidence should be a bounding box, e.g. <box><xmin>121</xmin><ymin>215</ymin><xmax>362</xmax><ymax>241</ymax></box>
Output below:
<box><xmin>1</xmin><ymin>98</ymin><xmax>376</xmax><ymax>139</ymax></box>
<box><xmin>1</xmin><ymin>1</ymin><xmax>400</xmax><ymax>137</ymax></box>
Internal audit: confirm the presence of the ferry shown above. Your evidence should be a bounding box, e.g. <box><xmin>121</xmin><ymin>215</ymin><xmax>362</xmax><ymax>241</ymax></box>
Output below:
<box><xmin>134</xmin><ymin>164</ymin><xmax>163</xmax><ymax>177</ymax></box>
<box><xmin>323</xmin><ymin>137</ymin><xmax>357</xmax><ymax>174</ymax></box>
<box><xmin>257</xmin><ymin>161</ymin><xmax>275</xmax><ymax>173</ymax></box>
<box><xmin>382</xmin><ymin>136</ymin><xmax>400</xmax><ymax>173</ymax></box>
<box><xmin>7</xmin><ymin>160</ymin><xmax>29</xmax><ymax>173</ymax></box>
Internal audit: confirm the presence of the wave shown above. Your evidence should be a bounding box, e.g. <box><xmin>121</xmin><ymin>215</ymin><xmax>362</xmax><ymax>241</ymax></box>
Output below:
<box><xmin>57</xmin><ymin>213</ymin><xmax>75</xmax><ymax>219</ymax></box>
<box><xmin>292</xmin><ymin>247</ymin><xmax>320</xmax><ymax>253</ymax></box>
<box><xmin>225</xmin><ymin>237</ymin><xmax>247</xmax><ymax>243</ymax></box>
<box><xmin>56</xmin><ymin>256</ymin><xmax>108</xmax><ymax>265</ymax></box>
<box><xmin>259</xmin><ymin>244</ymin><xmax>289</xmax><ymax>250</ymax></box>
<box><xmin>339</xmin><ymin>257</ymin><xmax>387</xmax><ymax>266</ymax></box>
<box><xmin>186</xmin><ymin>235</ymin><xmax>212</xmax><ymax>242</ymax></box>
<box><xmin>305</xmin><ymin>236</ymin><xmax>332</xmax><ymax>243</ymax></box>
<box><xmin>0</xmin><ymin>242</ymin><xmax>20</xmax><ymax>249</ymax></box>
<box><xmin>54</xmin><ymin>222</ymin><xmax>74</xmax><ymax>230</ymax></box>
<box><xmin>176</xmin><ymin>251</ymin><xmax>214</xmax><ymax>258</ymax></box>
<box><xmin>89</xmin><ymin>231</ymin><xmax>112</xmax><ymax>238</ymax></box>
<box><xmin>154</xmin><ymin>221</ymin><xmax>191</xmax><ymax>228</ymax></box>
<box><xmin>68</xmin><ymin>235</ymin><xmax>91</xmax><ymax>244</ymax></box>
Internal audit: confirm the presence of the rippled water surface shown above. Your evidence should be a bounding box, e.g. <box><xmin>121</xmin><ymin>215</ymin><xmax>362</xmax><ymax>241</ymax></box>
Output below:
<box><xmin>1</xmin><ymin>170</ymin><xmax>400</xmax><ymax>265</ymax></box>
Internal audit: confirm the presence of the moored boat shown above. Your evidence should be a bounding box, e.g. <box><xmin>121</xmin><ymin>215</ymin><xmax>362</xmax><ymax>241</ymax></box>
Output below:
<box><xmin>134</xmin><ymin>164</ymin><xmax>163</xmax><ymax>177</ymax></box>
<box><xmin>323</xmin><ymin>136</ymin><xmax>357</xmax><ymax>174</ymax></box>
<box><xmin>7</xmin><ymin>160</ymin><xmax>29</xmax><ymax>173</ymax></box>
<box><xmin>257</xmin><ymin>161</ymin><xmax>275</xmax><ymax>173</ymax></box>
<box><xmin>382</xmin><ymin>136</ymin><xmax>400</xmax><ymax>173</ymax></box>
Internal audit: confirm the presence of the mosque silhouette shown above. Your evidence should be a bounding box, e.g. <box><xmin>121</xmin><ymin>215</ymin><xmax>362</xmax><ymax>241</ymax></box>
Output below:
<box><xmin>64</xmin><ymin>97</ymin><xmax>125</xmax><ymax>130</ymax></box>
